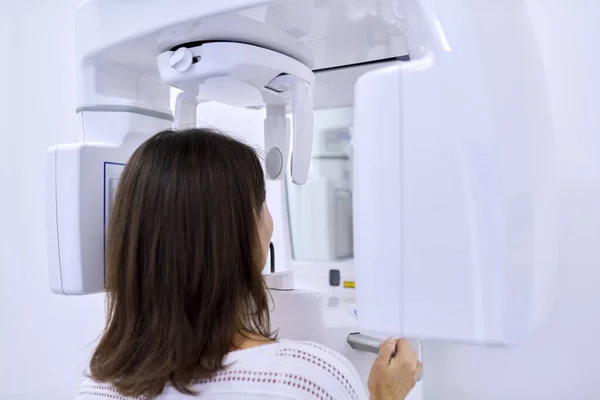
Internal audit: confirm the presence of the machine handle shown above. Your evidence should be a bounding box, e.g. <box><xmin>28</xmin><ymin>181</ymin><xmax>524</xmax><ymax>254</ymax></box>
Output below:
<box><xmin>173</xmin><ymin>91</ymin><xmax>197</xmax><ymax>129</ymax></box>
<box><xmin>264</xmin><ymin>104</ymin><xmax>290</xmax><ymax>181</ymax></box>
<box><xmin>290</xmin><ymin>79</ymin><xmax>313</xmax><ymax>185</ymax></box>
<box><xmin>346</xmin><ymin>333</ymin><xmax>423</xmax><ymax>381</ymax></box>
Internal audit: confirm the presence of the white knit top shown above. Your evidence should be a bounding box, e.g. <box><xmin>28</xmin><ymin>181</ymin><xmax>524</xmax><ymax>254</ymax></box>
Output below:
<box><xmin>76</xmin><ymin>340</ymin><xmax>369</xmax><ymax>400</ymax></box>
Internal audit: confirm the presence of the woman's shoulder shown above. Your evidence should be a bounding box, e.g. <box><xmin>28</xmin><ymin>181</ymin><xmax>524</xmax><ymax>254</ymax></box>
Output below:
<box><xmin>267</xmin><ymin>340</ymin><xmax>369</xmax><ymax>400</ymax></box>
<box><xmin>274</xmin><ymin>340</ymin><xmax>359</xmax><ymax>371</ymax></box>
<box><xmin>238</xmin><ymin>339</ymin><xmax>360</xmax><ymax>371</ymax></box>
<box><xmin>75</xmin><ymin>375</ymin><xmax>140</xmax><ymax>400</ymax></box>
<box><xmin>225</xmin><ymin>339</ymin><xmax>368</xmax><ymax>399</ymax></box>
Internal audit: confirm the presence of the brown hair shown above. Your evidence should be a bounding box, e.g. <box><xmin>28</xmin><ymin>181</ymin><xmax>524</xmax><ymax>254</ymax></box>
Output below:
<box><xmin>90</xmin><ymin>128</ymin><xmax>275</xmax><ymax>397</ymax></box>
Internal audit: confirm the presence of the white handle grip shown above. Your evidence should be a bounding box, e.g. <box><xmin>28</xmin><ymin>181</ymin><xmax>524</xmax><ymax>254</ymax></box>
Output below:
<box><xmin>173</xmin><ymin>91</ymin><xmax>197</xmax><ymax>129</ymax></box>
<box><xmin>290</xmin><ymin>79</ymin><xmax>313</xmax><ymax>185</ymax></box>
<box><xmin>264</xmin><ymin>104</ymin><xmax>290</xmax><ymax>181</ymax></box>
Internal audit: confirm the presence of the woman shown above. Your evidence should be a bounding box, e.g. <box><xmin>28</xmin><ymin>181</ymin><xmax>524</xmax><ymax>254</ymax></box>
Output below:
<box><xmin>77</xmin><ymin>128</ymin><xmax>421</xmax><ymax>400</ymax></box>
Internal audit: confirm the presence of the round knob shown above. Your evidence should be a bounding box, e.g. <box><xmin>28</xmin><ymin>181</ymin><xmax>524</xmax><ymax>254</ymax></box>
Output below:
<box><xmin>169</xmin><ymin>48</ymin><xmax>194</xmax><ymax>72</ymax></box>
<box><xmin>266</xmin><ymin>147</ymin><xmax>283</xmax><ymax>180</ymax></box>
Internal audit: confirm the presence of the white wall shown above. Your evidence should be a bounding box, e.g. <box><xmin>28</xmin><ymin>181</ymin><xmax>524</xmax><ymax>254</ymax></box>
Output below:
<box><xmin>0</xmin><ymin>1</ymin><xmax>106</xmax><ymax>398</ymax></box>
<box><xmin>424</xmin><ymin>1</ymin><xmax>600</xmax><ymax>398</ymax></box>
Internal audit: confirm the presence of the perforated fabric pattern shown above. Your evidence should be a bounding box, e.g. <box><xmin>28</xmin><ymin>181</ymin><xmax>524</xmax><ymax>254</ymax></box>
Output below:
<box><xmin>276</xmin><ymin>348</ymin><xmax>359</xmax><ymax>400</ymax></box>
<box><xmin>76</xmin><ymin>380</ymin><xmax>144</xmax><ymax>400</ymax></box>
<box><xmin>75</xmin><ymin>340</ymin><xmax>368</xmax><ymax>400</ymax></box>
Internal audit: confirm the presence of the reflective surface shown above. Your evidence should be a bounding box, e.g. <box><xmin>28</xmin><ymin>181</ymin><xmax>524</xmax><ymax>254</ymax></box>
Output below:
<box><xmin>287</xmin><ymin>107</ymin><xmax>354</xmax><ymax>261</ymax></box>
<box><xmin>286</xmin><ymin>59</ymin><xmax>400</xmax><ymax>262</ymax></box>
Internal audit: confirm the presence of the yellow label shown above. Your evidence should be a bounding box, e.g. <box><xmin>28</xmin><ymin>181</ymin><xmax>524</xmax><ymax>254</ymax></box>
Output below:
<box><xmin>343</xmin><ymin>281</ymin><xmax>355</xmax><ymax>289</ymax></box>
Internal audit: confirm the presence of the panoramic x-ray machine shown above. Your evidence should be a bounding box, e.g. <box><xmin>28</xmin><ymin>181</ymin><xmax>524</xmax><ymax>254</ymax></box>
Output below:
<box><xmin>46</xmin><ymin>0</ymin><xmax>557</xmax><ymax>388</ymax></box>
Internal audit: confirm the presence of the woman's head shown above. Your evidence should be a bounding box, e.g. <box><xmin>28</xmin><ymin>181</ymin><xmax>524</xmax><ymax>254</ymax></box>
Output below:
<box><xmin>90</xmin><ymin>128</ymin><xmax>274</xmax><ymax>397</ymax></box>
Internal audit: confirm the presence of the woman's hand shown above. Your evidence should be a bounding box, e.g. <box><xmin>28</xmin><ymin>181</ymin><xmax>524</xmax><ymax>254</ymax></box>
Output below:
<box><xmin>367</xmin><ymin>338</ymin><xmax>421</xmax><ymax>400</ymax></box>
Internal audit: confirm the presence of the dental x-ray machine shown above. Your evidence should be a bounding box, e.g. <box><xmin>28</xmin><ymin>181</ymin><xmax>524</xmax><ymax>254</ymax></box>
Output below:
<box><xmin>46</xmin><ymin>0</ymin><xmax>557</xmax><ymax>387</ymax></box>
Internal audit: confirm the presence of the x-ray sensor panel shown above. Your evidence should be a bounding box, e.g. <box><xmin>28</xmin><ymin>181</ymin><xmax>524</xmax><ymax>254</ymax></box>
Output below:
<box><xmin>46</xmin><ymin>111</ymin><xmax>170</xmax><ymax>295</ymax></box>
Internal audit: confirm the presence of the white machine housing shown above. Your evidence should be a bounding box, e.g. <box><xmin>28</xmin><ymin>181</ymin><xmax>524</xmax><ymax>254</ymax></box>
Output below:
<box><xmin>46</xmin><ymin>0</ymin><xmax>557</xmax><ymax>348</ymax></box>
<box><xmin>158</xmin><ymin>41</ymin><xmax>316</xmax><ymax>184</ymax></box>
<box><xmin>351</xmin><ymin>1</ymin><xmax>557</xmax><ymax>346</ymax></box>
<box><xmin>47</xmin><ymin>113</ymin><xmax>172</xmax><ymax>295</ymax></box>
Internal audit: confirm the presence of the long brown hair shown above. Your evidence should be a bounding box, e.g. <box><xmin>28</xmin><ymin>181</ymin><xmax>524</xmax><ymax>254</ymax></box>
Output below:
<box><xmin>90</xmin><ymin>128</ymin><xmax>275</xmax><ymax>397</ymax></box>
